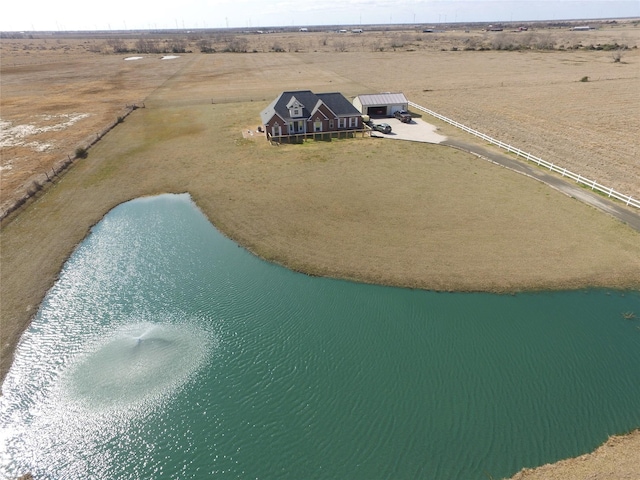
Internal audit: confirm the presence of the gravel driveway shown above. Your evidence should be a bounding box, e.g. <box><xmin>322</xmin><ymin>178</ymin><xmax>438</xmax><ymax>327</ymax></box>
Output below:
<box><xmin>370</xmin><ymin>116</ymin><xmax>640</xmax><ymax>231</ymax></box>
<box><xmin>370</xmin><ymin>117</ymin><xmax>447</xmax><ymax>144</ymax></box>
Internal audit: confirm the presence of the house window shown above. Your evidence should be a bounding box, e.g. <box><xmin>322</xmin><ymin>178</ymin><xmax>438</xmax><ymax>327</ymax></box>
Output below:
<box><xmin>293</xmin><ymin>108</ymin><xmax>300</xmax><ymax>116</ymax></box>
<box><xmin>314</xmin><ymin>121</ymin><xmax>322</xmax><ymax>132</ymax></box>
<box><xmin>329</xmin><ymin>120</ymin><xmax>334</xmax><ymax>130</ymax></box>
<box><xmin>338</xmin><ymin>118</ymin><xmax>346</xmax><ymax>129</ymax></box>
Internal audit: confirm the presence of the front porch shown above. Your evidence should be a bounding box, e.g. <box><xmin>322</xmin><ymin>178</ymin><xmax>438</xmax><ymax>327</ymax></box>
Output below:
<box><xmin>266</xmin><ymin>128</ymin><xmax>371</xmax><ymax>144</ymax></box>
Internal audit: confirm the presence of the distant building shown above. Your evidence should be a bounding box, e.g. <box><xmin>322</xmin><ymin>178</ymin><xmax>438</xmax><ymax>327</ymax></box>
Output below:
<box><xmin>572</xmin><ymin>26</ymin><xmax>592</xmax><ymax>31</ymax></box>
<box><xmin>299</xmin><ymin>27</ymin><xmax>308</xmax><ymax>32</ymax></box>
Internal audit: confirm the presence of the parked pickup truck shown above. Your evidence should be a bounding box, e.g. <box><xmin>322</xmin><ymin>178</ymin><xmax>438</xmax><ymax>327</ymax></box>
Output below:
<box><xmin>393</xmin><ymin>110</ymin><xmax>412</xmax><ymax>123</ymax></box>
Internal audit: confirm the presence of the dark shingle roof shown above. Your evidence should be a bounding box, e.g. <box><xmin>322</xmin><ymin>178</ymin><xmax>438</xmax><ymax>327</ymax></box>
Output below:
<box><xmin>261</xmin><ymin>90</ymin><xmax>360</xmax><ymax>124</ymax></box>
<box><xmin>316</xmin><ymin>93</ymin><xmax>361</xmax><ymax>117</ymax></box>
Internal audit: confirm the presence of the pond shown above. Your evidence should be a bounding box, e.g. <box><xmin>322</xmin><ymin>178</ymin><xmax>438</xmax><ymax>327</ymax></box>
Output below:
<box><xmin>1</xmin><ymin>193</ymin><xmax>639</xmax><ymax>479</ymax></box>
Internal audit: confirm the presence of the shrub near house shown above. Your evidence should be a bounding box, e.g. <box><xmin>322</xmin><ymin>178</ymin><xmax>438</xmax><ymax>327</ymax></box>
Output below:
<box><xmin>260</xmin><ymin>90</ymin><xmax>363</xmax><ymax>139</ymax></box>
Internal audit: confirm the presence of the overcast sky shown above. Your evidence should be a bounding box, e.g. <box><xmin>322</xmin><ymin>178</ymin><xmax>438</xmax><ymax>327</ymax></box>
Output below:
<box><xmin>1</xmin><ymin>0</ymin><xmax>638</xmax><ymax>31</ymax></box>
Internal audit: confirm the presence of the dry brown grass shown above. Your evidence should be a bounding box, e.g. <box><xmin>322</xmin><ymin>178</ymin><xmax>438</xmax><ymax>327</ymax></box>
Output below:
<box><xmin>2</xmin><ymin>22</ymin><xmax>639</xmax><ymax>216</ymax></box>
<box><xmin>322</xmin><ymin>47</ymin><xmax>640</xmax><ymax>200</ymax></box>
<box><xmin>506</xmin><ymin>429</ymin><xmax>640</xmax><ymax>480</ymax></box>
<box><xmin>2</xmin><ymin>27</ymin><xmax>640</xmax><ymax>367</ymax></box>
<box><xmin>0</xmin><ymin>47</ymin><xmax>187</xmax><ymax>215</ymax></box>
<box><xmin>1</xmin><ymin>26</ymin><xmax>640</xmax><ymax>477</ymax></box>
<box><xmin>3</xmin><ymin>86</ymin><xmax>640</xmax><ymax>376</ymax></box>
<box><xmin>0</xmin><ymin>18</ymin><xmax>640</xmax><ymax>358</ymax></box>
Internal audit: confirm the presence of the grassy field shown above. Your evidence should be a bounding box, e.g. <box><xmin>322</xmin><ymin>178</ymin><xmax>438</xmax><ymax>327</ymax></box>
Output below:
<box><xmin>2</xmin><ymin>19</ymin><xmax>640</xmax><ymax>369</ymax></box>
<box><xmin>1</xmin><ymin>22</ymin><xmax>640</xmax><ymax>478</ymax></box>
<box><xmin>2</xmin><ymin>21</ymin><xmax>639</xmax><ymax>217</ymax></box>
<box><xmin>3</xmin><ymin>49</ymin><xmax>640</xmax><ymax>373</ymax></box>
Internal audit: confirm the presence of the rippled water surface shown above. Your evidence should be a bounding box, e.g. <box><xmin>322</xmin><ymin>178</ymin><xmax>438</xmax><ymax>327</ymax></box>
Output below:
<box><xmin>2</xmin><ymin>194</ymin><xmax>639</xmax><ymax>479</ymax></box>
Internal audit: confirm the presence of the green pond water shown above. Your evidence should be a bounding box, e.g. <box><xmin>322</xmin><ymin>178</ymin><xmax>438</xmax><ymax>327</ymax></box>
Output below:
<box><xmin>1</xmin><ymin>193</ymin><xmax>639</xmax><ymax>479</ymax></box>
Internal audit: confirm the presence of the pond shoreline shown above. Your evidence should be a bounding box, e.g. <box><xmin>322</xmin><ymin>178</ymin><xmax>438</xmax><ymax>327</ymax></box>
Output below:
<box><xmin>2</xmin><ymin>193</ymin><xmax>634</xmax><ymax>478</ymax></box>
<box><xmin>2</xmin><ymin>102</ymin><xmax>640</xmax><ymax>477</ymax></box>
<box><xmin>507</xmin><ymin>429</ymin><xmax>640</xmax><ymax>480</ymax></box>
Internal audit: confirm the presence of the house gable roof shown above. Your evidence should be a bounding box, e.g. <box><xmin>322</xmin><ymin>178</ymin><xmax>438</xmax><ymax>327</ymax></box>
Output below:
<box><xmin>260</xmin><ymin>110</ymin><xmax>286</xmax><ymax>127</ymax></box>
<box><xmin>309</xmin><ymin>100</ymin><xmax>330</xmax><ymax>119</ymax></box>
<box><xmin>261</xmin><ymin>90</ymin><xmax>360</xmax><ymax>124</ymax></box>
<box><xmin>286</xmin><ymin>96</ymin><xmax>304</xmax><ymax>110</ymax></box>
<box><xmin>316</xmin><ymin>93</ymin><xmax>361</xmax><ymax>117</ymax></box>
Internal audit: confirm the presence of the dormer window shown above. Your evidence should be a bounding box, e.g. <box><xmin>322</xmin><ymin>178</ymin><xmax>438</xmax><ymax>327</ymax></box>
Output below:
<box><xmin>286</xmin><ymin>96</ymin><xmax>305</xmax><ymax>118</ymax></box>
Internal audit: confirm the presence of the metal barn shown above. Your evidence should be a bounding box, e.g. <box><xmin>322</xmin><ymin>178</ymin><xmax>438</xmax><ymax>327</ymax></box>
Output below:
<box><xmin>353</xmin><ymin>93</ymin><xmax>409</xmax><ymax>117</ymax></box>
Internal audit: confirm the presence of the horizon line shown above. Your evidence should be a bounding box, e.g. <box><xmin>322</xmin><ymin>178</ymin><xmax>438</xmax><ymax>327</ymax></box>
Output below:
<box><xmin>2</xmin><ymin>16</ymin><xmax>638</xmax><ymax>34</ymax></box>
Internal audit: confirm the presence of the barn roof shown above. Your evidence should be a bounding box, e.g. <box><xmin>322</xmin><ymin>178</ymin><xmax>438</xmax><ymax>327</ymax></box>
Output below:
<box><xmin>355</xmin><ymin>93</ymin><xmax>408</xmax><ymax>106</ymax></box>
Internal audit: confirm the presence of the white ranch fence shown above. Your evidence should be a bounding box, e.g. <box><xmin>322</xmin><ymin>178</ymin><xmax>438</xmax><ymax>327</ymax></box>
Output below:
<box><xmin>408</xmin><ymin>101</ymin><xmax>639</xmax><ymax>209</ymax></box>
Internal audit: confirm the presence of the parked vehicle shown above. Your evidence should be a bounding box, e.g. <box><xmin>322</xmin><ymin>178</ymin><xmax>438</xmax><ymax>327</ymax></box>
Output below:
<box><xmin>394</xmin><ymin>110</ymin><xmax>412</xmax><ymax>123</ymax></box>
<box><xmin>373</xmin><ymin>123</ymin><xmax>392</xmax><ymax>134</ymax></box>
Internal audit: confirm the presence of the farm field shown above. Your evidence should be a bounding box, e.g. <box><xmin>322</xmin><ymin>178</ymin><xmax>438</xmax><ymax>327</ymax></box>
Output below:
<box><xmin>1</xmin><ymin>20</ymin><xmax>640</xmax><ymax>479</ymax></box>
<box><xmin>1</xmin><ymin>21</ymin><xmax>639</xmax><ymax>214</ymax></box>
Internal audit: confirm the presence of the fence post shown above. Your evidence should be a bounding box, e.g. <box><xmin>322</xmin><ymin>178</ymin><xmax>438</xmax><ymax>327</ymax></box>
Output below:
<box><xmin>409</xmin><ymin>99</ymin><xmax>638</xmax><ymax>210</ymax></box>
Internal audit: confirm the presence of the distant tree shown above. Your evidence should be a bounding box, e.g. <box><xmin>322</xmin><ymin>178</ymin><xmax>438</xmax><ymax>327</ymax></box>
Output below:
<box><xmin>533</xmin><ymin>32</ymin><xmax>555</xmax><ymax>50</ymax></box>
<box><xmin>333</xmin><ymin>40</ymin><xmax>347</xmax><ymax>52</ymax></box>
<box><xmin>225</xmin><ymin>37</ymin><xmax>249</xmax><ymax>53</ymax></box>
<box><xmin>87</xmin><ymin>41</ymin><xmax>103</xmax><ymax>53</ymax></box>
<box><xmin>107</xmin><ymin>37</ymin><xmax>128</xmax><ymax>53</ymax></box>
<box><xmin>197</xmin><ymin>37</ymin><xmax>215</xmax><ymax>53</ymax></box>
<box><xmin>135</xmin><ymin>38</ymin><xmax>161</xmax><ymax>54</ymax></box>
<box><xmin>169</xmin><ymin>37</ymin><xmax>187</xmax><ymax>53</ymax></box>
<box><xmin>490</xmin><ymin>32</ymin><xmax>508</xmax><ymax>50</ymax></box>
<box><xmin>463</xmin><ymin>36</ymin><xmax>480</xmax><ymax>50</ymax></box>
<box><xmin>75</xmin><ymin>147</ymin><xmax>88</xmax><ymax>159</ymax></box>
<box><xmin>371</xmin><ymin>39</ymin><xmax>384</xmax><ymax>52</ymax></box>
<box><xmin>612</xmin><ymin>48</ymin><xmax>624</xmax><ymax>63</ymax></box>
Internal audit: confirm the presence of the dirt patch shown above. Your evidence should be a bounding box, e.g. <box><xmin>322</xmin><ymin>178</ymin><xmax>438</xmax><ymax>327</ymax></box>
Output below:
<box><xmin>0</xmin><ymin>49</ymin><xmax>189</xmax><ymax>217</ymax></box>
<box><xmin>3</xmin><ymin>25</ymin><xmax>639</xmax><ymax>217</ymax></box>
<box><xmin>1</xmin><ymin>25</ymin><xmax>639</xmax><ymax>479</ymax></box>
<box><xmin>242</xmin><ymin>128</ymin><xmax>264</xmax><ymax>139</ymax></box>
<box><xmin>507</xmin><ymin>429</ymin><xmax>640</xmax><ymax>480</ymax></box>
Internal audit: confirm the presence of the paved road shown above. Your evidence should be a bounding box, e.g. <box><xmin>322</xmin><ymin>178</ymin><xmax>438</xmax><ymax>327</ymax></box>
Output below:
<box><xmin>443</xmin><ymin>138</ymin><xmax>640</xmax><ymax>233</ymax></box>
